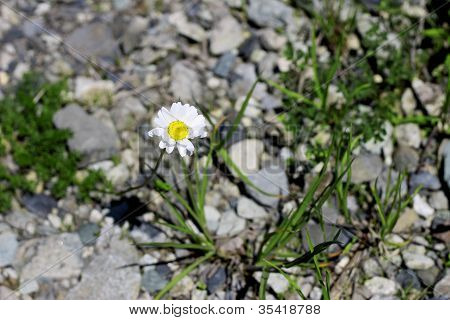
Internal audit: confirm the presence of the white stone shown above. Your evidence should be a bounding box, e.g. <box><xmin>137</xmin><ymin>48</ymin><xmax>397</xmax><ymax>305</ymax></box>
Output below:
<box><xmin>237</xmin><ymin>196</ymin><xmax>268</xmax><ymax>219</ymax></box>
<box><xmin>210</xmin><ymin>15</ymin><xmax>245</xmax><ymax>55</ymax></box>
<box><xmin>364</xmin><ymin>277</ymin><xmax>398</xmax><ymax>296</ymax></box>
<box><xmin>413</xmin><ymin>194</ymin><xmax>435</xmax><ymax>218</ymax></box>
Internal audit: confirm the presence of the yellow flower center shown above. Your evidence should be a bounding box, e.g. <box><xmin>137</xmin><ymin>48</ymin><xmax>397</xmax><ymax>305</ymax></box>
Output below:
<box><xmin>167</xmin><ymin>120</ymin><xmax>189</xmax><ymax>141</ymax></box>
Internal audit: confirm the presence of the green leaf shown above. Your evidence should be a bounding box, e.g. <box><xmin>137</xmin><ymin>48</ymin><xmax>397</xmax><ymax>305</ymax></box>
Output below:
<box><xmin>155</xmin><ymin>251</ymin><xmax>214</xmax><ymax>300</ymax></box>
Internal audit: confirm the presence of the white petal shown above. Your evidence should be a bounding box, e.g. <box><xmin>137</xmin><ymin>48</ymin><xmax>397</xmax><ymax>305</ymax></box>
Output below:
<box><xmin>153</xmin><ymin>115</ymin><xmax>167</xmax><ymax>128</ymax></box>
<box><xmin>170</xmin><ymin>102</ymin><xmax>183</xmax><ymax>116</ymax></box>
<box><xmin>161</xmin><ymin>107</ymin><xmax>177</xmax><ymax>123</ymax></box>
<box><xmin>166</xmin><ymin>145</ymin><xmax>175</xmax><ymax>154</ymax></box>
<box><xmin>177</xmin><ymin>144</ymin><xmax>187</xmax><ymax>157</ymax></box>
<box><xmin>182</xmin><ymin>105</ymin><xmax>199</xmax><ymax>123</ymax></box>
<box><xmin>148</xmin><ymin>128</ymin><xmax>164</xmax><ymax>137</ymax></box>
<box><xmin>189</xmin><ymin>114</ymin><xmax>206</xmax><ymax>128</ymax></box>
<box><xmin>180</xmin><ymin>139</ymin><xmax>195</xmax><ymax>152</ymax></box>
<box><xmin>159</xmin><ymin>140</ymin><xmax>166</xmax><ymax>149</ymax></box>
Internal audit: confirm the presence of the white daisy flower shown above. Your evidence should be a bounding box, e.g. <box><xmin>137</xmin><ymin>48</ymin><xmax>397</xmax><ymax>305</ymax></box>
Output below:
<box><xmin>148</xmin><ymin>102</ymin><xmax>207</xmax><ymax>157</ymax></box>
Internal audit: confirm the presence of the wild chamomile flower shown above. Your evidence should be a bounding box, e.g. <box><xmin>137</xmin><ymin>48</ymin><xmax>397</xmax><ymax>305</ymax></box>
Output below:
<box><xmin>148</xmin><ymin>102</ymin><xmax>207</xmax><ymax>157</ymax></box>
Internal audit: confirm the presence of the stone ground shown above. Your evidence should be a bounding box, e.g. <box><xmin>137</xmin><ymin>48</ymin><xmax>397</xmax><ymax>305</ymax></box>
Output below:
<box><xmin>0</xmin><ymin>0</ymin><xmax>449</xmax><ymax>300</ymax></box>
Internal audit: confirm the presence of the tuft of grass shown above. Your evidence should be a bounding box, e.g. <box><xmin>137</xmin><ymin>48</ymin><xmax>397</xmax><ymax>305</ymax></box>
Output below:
<box><xmin>0</xmin><ymin>73</ymin><xmax>112</xmax><ymax>212</ymax></box>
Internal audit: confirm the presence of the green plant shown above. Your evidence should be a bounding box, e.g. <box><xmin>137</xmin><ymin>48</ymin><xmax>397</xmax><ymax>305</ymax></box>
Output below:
<box><xmin>0</xmin><ymin>73</ymin><xmax>112</xmax><ymax>212</ymax></box>
<box><xmin>370</xmin><ymin>170</ymin><xmax>421</xmax><ymax>240</ymax></box>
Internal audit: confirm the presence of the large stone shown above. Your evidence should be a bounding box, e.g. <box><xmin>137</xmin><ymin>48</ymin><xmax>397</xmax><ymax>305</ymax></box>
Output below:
<box><xmin>74</xmin><ymin>77</ymin><xmax>114</xmax><ymax>107</ymax></box>
<box><xmin>111</xmin><ymin>96</ymin><xmax>147</xmax><ymax>131</ymax></box>
<box><xmin>66</xmin><ymin>23</ymin><xmax>119</xmax><ymax>61</ymax></box>
<box><xmin>350</xmin><ymin>153</ymin><xmax>383</xmax><ymax>183</ymax></box>
<box><xmin>364</xmin><ymin>277</ymin><xmax>398</xmax><ymax>296</ymax></box>
<box><xmin>53</xmin><ymin>104</ymin><xmax>120</xmax><ymax>166</ymax></box>
<box><xmin>228</xmin><ymin>139</ymin><xmax>264</xmax><ymax>176</ymax></box>
<box><xmin>66</xmin><ymin>238</ymin><xmax>141</xmax><ymax>299</ymax></box>
<box><xmin>210</xmin><ymin>15</ymin><xmax>245</xmax><ymax>55</ymax></box>
<box><xmin>393</xmin><ymin>146</ymin><xmax>419</xmax><ymax>172</ymax></box>
<box><xmin>248</xmin><ymin>0</ymin><xmax>294</xmax><ymax>28</ymax></box>
<box><xmin>246</xmin><ymin>165</ymin><xmax>289</xmax><ymax>208</ymax></box>
<box><xmin>170</xmin><ymin>12</ymin><xmax>206</xmax><ymax>43</ymax></box>
<box><xmin>170</xmin><ymin>60</ymin><xmax>202</xmax><ymax>103</ymax></box>
<box><xmin>394</xmin><ymin>124</ymin><xmax>421</xmax><ymax>149</ymax></box>
<box><xmin>237</xmin><ymin>196</ymin><xmax>268</xmax><ymax>219</ymax></box>
<box><xmin>402</xmin><ymin>252</ymin><xmax>434</xmax><ymax>270</ymax></box>
<box><xmin>0</xmin><ymin>230</ymin><xmax>18</xmax><ymax>267</ymax></box>
<box><xmin>18</xmin><ymin>233</ymin><xmax>83</xmax><ymax>286</ymax></box>
<box><xmin>216</xmin><ymin>210</ymin><xmax>246</xmax><ymax>237</ymax></box>
<box><xmin>22</xmin><ymin>194</ymin><xmax>57</xmax><ymax>218</ymax></box>
<box><xmin>434</xmin><ymin>273</ymin><xmax>450</xmax><ymax>298</ymax></box>
<box><xmin>443</xmin><ymin>140</ymin><xmax>450</xmax><ymax>190</ymax></box>
<box><xmin>409</xmin><ymin>172</ymin><xmax>441</xmax><ymax>191</ymax></box>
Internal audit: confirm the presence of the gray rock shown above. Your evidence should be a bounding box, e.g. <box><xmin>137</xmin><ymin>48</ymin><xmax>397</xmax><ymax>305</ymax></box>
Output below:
<box><xmin>53</xmin><ymin>104</ymin><xmax>120</xmax><ymax>166</ymax></box>
<box><xmin>170</xmin><ymin>12</ymin><xmax>206</xmax><ymax>43</ymax></box>
<box><xmin>237</xmin><ymin>196</ymin><xmax>268</xmax><ymax>220</ymax></box>
<box><xmin>141</xmin><ymin>265</ymin><xmax>172</xmax><ymax>294</ymax></box>
<box><xmin>19</xmin><ymin>233</ymin><xmax>83</xmax><ymax>284</ymax></box>
<box><xmin>394</xmin><ymin>124</ymin><xmax>421</xmax><ymax>149</ymax></box>
<box><xmin>210</xmin><ymin>15</ymin><xmax>245</xmax><ymax>55</ymax></box>
<box><xmin>412</xmin><ymin>78</ymin><xmax>444</xmax><ymax>116</ymax></box>
<box><xmin>66</xmin><ymin>238</ymin><xmax>140</xmax><ymax>299</ymax></box>
<box><xmin>258</xmin><ymin>52</ymin><xmax>278</xmax><ymax>79</ymax></box>
<box><xmin>364</xmin><ymin>277</ymin><xmax>398</xmax><ymax>296</ymax></box>
<box><xmin>231</xmin><ymin>63</ymin><xmax>257</xmax><ymax>98</ymax></box>
<box><xmin>238</xmin><ymin>35</ymin><xmax>259</xmax><ymax>60</ymax></box>
<box><xmin>434</xmin><ymin>273</ymin><xmax>450</xmax><ymax>299</ymax></box>
<box><xmin>443</xmin><ymin>140</ymin><xmax>450</xmax><ymax>190</ymax></box>
<box><xmin>362</xmin><ymin>258</ymin><xmax>383</xmax><ymax>277</ymax></box>
<box><xmin>213</xmin><ymin>52</ymin><xmax>236</xmax><ymax>78</ymax></box>
<box><xmin>395</xmin><ymin>269</ymin><xmax>421</xmax><ymax>290</ymax></box>
<box><xmin>216</xmin><ymin>210</ymin><xmax>246</xmax><ymax>237</ymax></box>
<box><xmin>302</xmin><ymin>222</ymin><xmax>350</xmax><ymax>251</ymax></box>
<box><xmin>259</xmin><ymin>28</ymin><xmax>287</xmax><ymax>51</ymax></box>
<box><xmin>22</xmin><ymin>194</ymin><xmax>57</xmax><ymax>218</ymax></box>
<box><xmin>170</xmin><ymin>60</ymin><xmax>202</xmax><ymax>103</ymax></box>
<box><xmin>74</xmin><ymin>77</ymin><xmax>114</xmax><ymax>107</ymax></box>
<box><xmin>77</xmin><ymin>223</ymin><xmax>100</xmax><ymax>246</ymax></box>
<box><xmin>111</xmin><ymin>96</ymin><xmax>147</xmax><ymax>131</ymax></box>
<box><xmin>393</xmin><ymin>146</ymin><xmax>419</xmax><ymax>172</ymax></box>
<box><xmin>393</xmin><ymin>208</ymin><xmax>419</xmax><ymax>233</ymax></box>
<box><xmin>417</xmin><ymin>266</ymin><xmax>440</xmax><ymax>287</ymax></box>
<box><xmin>66</xmin><ymin>23</ymin><xmax>119</xmax><ymax>61</ymax></box>
<box><xmin>351</xmin><ymin>153</ymin><xmax>383</xmax><ymax>183</ymax></box>
<box><xmin>429</xmin><ymin>191</ymin><xmax>448</xmax><ymax>210</ymax></box>
<box><xmin>248</xmin><ymin>0</ymin><xmax>294</xmax><ymax>28</ymax></box>
<box><xmin>410</xmin><ymin>172</ymin><xmax>441</xmax><ymax>191</ymax></box>
<box><xmin>112</xmin><ymin>0</ymin><xmax>133</xmax><ymax>10</ymax></box>
<box><xmin>228</xmin><ymin>139</ymin><xmax>264</xmax><ymax>176</ymax></box>
<box><xmin>246</xmin><ymin>165</ymin><xmax>289</xmax><ymax>208</ymax></box>
<box><xmin>204</xmin><ymin>206</ymin><xmax>221</xmax><ymax>233</ymax></box>
<box><xmin>0</xmin><ymin>231</ymin><xmax>18</xmax><ymax>267</ymax></box>
<box><xmin>206</xmin><ymin>267</ymin><xmax>226</xmax><ymax>294</ymax></box>
<box><xmin>403</xmin><ymin>252</ymin><xmax>434</xmax><ymax>270</ymax></box>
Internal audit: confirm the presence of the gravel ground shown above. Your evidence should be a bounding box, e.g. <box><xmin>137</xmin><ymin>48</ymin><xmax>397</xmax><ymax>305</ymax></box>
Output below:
<box><xmin>0</xmin><ymin>0</ymin><xmax>449</xmax><ymax>300</ymax></box>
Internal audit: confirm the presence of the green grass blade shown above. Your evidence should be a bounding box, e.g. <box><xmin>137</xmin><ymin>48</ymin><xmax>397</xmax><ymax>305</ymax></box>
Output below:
<box><xmin>138</xmin><ymin>242</ymin><xmax>211</xmax><ymax>251</ymax></box>
<box><xmin>155</xmin><ymin>251</ymin><xmax>214</xmax><ymax>300</ymax></box>
<box><xmin>258</xmin><ymin>267</ymin><xmax>270</xmax><ymax>300</ymax></box>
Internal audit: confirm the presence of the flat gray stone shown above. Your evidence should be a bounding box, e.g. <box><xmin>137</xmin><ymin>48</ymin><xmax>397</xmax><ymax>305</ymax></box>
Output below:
<box><xmin>210</xmin><ymin>15</ymin><xmax>245</xmax><ymax>55</ymax></box>
<box><xmin>66</xmin><ymin>23</ymin><xmax>119</xmax><ymax>61</ymax></box>
<box><xmin>237</xmin><ymin>196</ymin><xmax>268</xmax><ymax>219</ymax></box>
<box><xmin>248</xmin><ymin>0</ymin><xmax>294</xmax><ymax>28</ymax></box>
<box><xmin>18</xmin><ymin>233</ymin><xmax>83</xmax><ymax>284</ymax></box>
<box><xmin>351</xmin><ymin>153</ymin><xmax>383</xmax><ymax>183</ymax></box>
<box><xmin>170</xmin><ymin>60</ymin><xmax>202</xmax><ymax>103</ymax></box>
<box><xmin>66</xmin><ymin>238</ymin><xmax>140</xmax><ymax>299</ymax></box>
<box><xmin>246</xmin><ymin>165</ymin><xmax>289</xmax><ymax>208</ymax></box>
<box><xmin>0</xmin><ymin>231</ymin><xmax>18</xmax><ymax>267</ymax></box>
<box><xmin>53</xmin><ymin>104</ymin><xmax>120</xmax><ymax>166</ymax></box>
